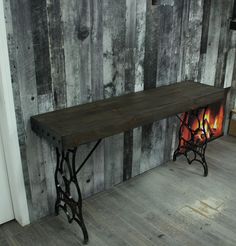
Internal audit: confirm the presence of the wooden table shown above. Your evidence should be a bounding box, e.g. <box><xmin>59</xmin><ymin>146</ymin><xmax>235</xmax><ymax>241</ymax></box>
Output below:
<box><xmin>31</xmin><ymin>81</ymin><xmax>228</xmax><ymax>244</ymax></box>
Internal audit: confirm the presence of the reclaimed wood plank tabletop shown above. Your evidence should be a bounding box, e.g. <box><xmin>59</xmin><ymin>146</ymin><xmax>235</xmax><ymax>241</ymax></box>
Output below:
<box><xmin>31</xmin><ymin>81</ymin><xmax>228</xmax><ymax>148</ymax></box>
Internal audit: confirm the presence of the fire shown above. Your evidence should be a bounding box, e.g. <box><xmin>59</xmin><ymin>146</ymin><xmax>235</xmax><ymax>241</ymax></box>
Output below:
<box><xmin>180</xmin><ymin>102</ymin><xmax>225</xmax><ymax>150</ymax></box>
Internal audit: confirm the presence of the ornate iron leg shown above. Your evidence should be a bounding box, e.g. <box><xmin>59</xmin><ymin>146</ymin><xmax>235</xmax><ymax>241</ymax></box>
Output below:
<box><xmin>173</xmin><ymin>107</ymin><xmax>209</xmax><ymax>177</ymax></box>
<box><xmin>54</xmin><ymin>139</ymin><xmax>102</xmax><ymax>244</ymax></box>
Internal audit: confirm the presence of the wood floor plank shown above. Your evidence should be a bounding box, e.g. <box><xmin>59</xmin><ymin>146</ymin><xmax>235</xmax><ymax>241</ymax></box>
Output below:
<box><xmin>1</xmin><ymin>136</ymin><xmax>236</xmax><ymax>245</ymax></box>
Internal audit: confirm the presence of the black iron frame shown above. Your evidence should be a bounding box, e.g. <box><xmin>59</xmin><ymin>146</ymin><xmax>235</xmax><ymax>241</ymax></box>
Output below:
<box><xmin>53</xmin><ymin>106</ymin><xmax>213</xmax><ymax>244</ymax></box>
<box><xmin>54</xmin><ymin>139</ymin><xmax>102</xmax><ymax>244</ymax></box>
<box><xmin>173</xmin><ymin>107</ymin><xmax>209</xmax><ymax>177</ymax></box>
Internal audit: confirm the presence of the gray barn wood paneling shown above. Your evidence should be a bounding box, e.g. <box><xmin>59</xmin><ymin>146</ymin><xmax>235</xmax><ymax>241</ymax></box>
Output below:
<box><xmin>198</xmin><ymin>0</ymin><xmax>212</xmax><ymax>82</ymax></box>
<box><xmin>202</xmin><ymin>0</ymin><xmax>222</xmax><ymax>86</ymax></box>
<box><xmin>4</xmin><ymin>0</ymin><xmax>236</xmax><ymax>222</ymax></box>
<box><xmin>6</xmin><ymin>0</ymin><xmax>50</xmax><ymax>221</ymax></box>
<box><xmin>44</xmin><ymin>0</ymin><xmax>67</xmax><ymax>212</ymax></box>
<box><xmin>141</xmin><ymin>0</ymin><xmax>161</xmax><ymax>173</ymax></box>
<box><xmin>180</xmin><ymin>0</ymin><xmax>203</xmax><ymax>81</ymax></box>
<box><xmin>103</xmin><ymin>0</ymin><xmax>126</xmax><ymax>188</ymax></box>
<box><xmin>30</xmin><ymin>0</ymin><xmax>52</xmax><ymax>96</ymax></box>
<box><xmin>47</xmin><ymin>0</ymin><xmax>67</xmax><ymax>110</ymax></box>
<box><xmin>123</xmin><ymin>0</ymin><xmax>136</xmax><ymax>181</ymax></box>
<box><xmin>131</xmin><ymin>0</ymin><xmax>146</xmax><ymax>178</ymax></box>
<box><xmin>90</xmin><ymin>0</ymin><xmax>105</xmax><ymax>195</ymax></box>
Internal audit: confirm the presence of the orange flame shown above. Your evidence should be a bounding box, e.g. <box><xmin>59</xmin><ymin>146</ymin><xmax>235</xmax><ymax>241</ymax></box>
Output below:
<box><xmin>180</xmin><ymin>103</ymin><xmax>224</xmax><ymax>149</ymax></box>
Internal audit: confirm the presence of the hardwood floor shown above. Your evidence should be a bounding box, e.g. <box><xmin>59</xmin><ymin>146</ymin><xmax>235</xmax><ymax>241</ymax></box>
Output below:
<box><xmin>1</xmin><ymin>136</ymin><xmax>236</xmax><ymax>246</ymax></box>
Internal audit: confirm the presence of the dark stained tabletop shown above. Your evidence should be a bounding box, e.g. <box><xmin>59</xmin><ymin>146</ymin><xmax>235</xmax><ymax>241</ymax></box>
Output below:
<box><xmin>31</xmin><ymin>81</ymin><xmax>228</xmax><ymax>149</ymax></box>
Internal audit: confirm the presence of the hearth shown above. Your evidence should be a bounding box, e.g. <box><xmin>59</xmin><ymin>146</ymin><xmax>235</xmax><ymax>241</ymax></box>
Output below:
<box><xmin>173</xmin><ymin>101</ymin><xmax>225</xmax><ymax>176</ymax></box>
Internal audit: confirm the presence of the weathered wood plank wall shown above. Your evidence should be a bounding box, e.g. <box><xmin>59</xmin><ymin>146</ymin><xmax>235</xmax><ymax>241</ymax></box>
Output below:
<box><xmin>3</xmin><ymin>0</ymin><xmax>236</xmax><ymax>221</ymax></box>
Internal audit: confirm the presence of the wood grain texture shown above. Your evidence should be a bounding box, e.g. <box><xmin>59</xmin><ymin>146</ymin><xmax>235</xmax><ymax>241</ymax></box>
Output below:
<box><xmin>142</xmin><ymin>0</ymin><xmax>159</xmax><ymax>173</ymax></box>
<box><xmin>4</xmin><ymin>0</ymin><xmax>236</xmax><ymax>222</ymax></box>
<box><xmin>30</xmin><ymin>0</ymin><xmax>52</xmax><ymax>95</ymax></box>
<box><xmin>180</xmin><ymin>0</ymin><xmax>203</xmax><ymax>81</ymax></box>
<box><xmin>202</xmin><ymin>0</ymin><xmax>222</xmax><ymax>86</ymax></box>
<box><xmin>47</xmin><ymin>0</ymin><xmax>67</xmax><ymax>109</ymax></box>
<box><xmin>7</xmin><ymin>0</ymin><xmax>50</xmax><ymax>221</ymax></box>
<box><xmin>31</xmin><ymin>81</ymin><xmax>228</xmax><ymax>148</ymax></box>
<box><xmin>123</xmin><ymin>0</ymin><xmax>136</xmax><ymax>181</ymax></box>
<box><xmin>198</xmin><ymin>0</ymin><xmax>212</xmax><ymax>82</ymax></box>
<box><xmin>103</xmin><ymin>0</ymin><xmax>126</xmax><ymax>187</ymax></box>
<box><xmin>90</xmin><ymin>0</ymin><xmax>105</xmax><ymax>195</ymax></box>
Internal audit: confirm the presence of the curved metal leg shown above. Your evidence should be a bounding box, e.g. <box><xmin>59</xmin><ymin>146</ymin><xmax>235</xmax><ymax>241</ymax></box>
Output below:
<box><xmin>54</xmin><ymin>140</ymin><xmax>101</xmax><ymax>244</ymax></box>
<box><xmin>173</xmin><ymin>108</ymin><xmax>209</xmax><ymax>177</ymax></box>
<box><xmin>55</xmin><ymin>147</ymin><xmax>88</xmax><ymax>244</ymax></box>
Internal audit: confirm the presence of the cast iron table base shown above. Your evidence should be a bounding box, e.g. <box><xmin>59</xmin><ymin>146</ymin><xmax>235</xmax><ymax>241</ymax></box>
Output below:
<box><xmin>54</xmin><ymin>139</ymin><xmax>102</xmax><ymax>244</ymax></box>
<box><xmin>173</xmin><ymin>107</ymin><xmax>209</xmax><ymax>177</ymax></box>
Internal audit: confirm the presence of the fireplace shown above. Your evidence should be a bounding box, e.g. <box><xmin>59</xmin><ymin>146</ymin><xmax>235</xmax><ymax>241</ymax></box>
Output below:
<box><xmin>173</xmin><ymin>100</ymin><xmax>226</xmax><ymax>177</ymax></box>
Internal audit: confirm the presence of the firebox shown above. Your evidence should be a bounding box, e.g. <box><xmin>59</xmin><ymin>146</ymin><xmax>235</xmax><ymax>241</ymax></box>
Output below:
<box><xmin>173</xmin><ymin>100</ymin><xmax>225</xmax><ymax>177</ymax></box>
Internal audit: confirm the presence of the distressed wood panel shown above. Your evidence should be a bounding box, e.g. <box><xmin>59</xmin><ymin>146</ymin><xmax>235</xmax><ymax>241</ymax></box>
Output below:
<box><xmin>123</xmin><ymin>0</ymin><xmax>136</xmax><ymax>181</ymax></box>
<box><xmin>4</xmin><ymin>0</ymin><xmax>236</xmax><ymax>222</ymax></box>
<box><xmin>46</xmin><ymin>0</ymin><xmax>67</xmax><ymax>109</ymax></box>
<box><xmin>30</xmin><ymin>0</ymin><xmax>52</xmax><ymax>95</ymax></box>
<box><xmin>141</xmin><ymin>0</ymin><xmax>159</xmax><ymax>173</ymax></box>
<box><xmin>202</xmin><ymin>0</ymin><xmax>222</xmax><ymax>86</ymax></box>
<box><xmin>7</xmin><ymin>0</ymin><xmax>50</xmax><ymax>221</ymax></box>
<box><xmin>61</xmin><ymin>0</ymin><xmax>96</xmax><ymax>199</ymax></box>
<box><xmin>180</xmin><ymin>0</ymin><xmax>203</xmax><ymax>81</ymax></box>
<box><xmin>38</xmin><ymin>94</ymin><xmax>55</xmax><ymax>213</ymax></box>
<box><xmin>90</xmin><ymin>0</ymin><xmax>105</xmax><ymax>194</ymax></box>
<box><xmin>44</xmin><ymin>0</ymin><xmax>66</xmax><ymax>211</ymax></box>
<box><xmin>198</xmin><ymin>0</ymin><xmax>212</xmax><ymax>82</ymax></box>
<box><xmin>214</xmin><ymin>0</ymin><xmax>232</xmax><ymax>87</ymax></box>
<box><xmin>161</xmin><ymin>0</ymin><xmax>184</xmax><ymax>162</ymax></box>
<box><xmin>103</xmin><ymin>0</ymin><xmax>126</xmax><ymax>188</ymax></box>
<box><xmin>132</xmin><ymin>0</ymin><xmax>146</xmax><ymax>178</ymax></box>
<box><xmin>3</xmin><ymin>0</ymin><xmax>33</xmax><ymax>212</ymax></box>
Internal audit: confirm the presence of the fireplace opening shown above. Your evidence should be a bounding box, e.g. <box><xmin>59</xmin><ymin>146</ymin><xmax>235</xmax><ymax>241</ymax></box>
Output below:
<box><xmin>173</xmin><ymin>100</ymin><xmax>226</xmax><ymax>177</ymax></box>
<box><xmin>179</xmin><ymin>101</ymin><xmax>225</xmax><ymax>151</ymax></box>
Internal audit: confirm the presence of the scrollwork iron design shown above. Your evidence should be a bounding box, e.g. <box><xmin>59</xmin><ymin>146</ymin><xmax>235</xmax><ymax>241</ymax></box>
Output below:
<box><xmin>173</xmin><ymin>107</ymin><xmax>209</xmax><ymax>177</ymax></box>
<box><xmin>54</xmin><ymin>139</ymin><xmax>102</xmax><ymax>244</ymax></box>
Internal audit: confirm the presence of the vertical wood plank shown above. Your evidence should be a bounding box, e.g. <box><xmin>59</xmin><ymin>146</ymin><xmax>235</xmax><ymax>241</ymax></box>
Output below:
<box><xmin>178</xmin><ymin>0</ymin><xmax>190</xmax><ymax>81</ymax></box>
<box><xmin>44</xmin><ymin>0</ymin><xmax>66</xmax><ymax>212</ymax></box>
<box><xmin>90</xmin><ymin>0</ymin><xmax>105</xmax><ymax>194</ymax></box>
<box><xmin>90</xmin><ymin>0</ymin><xmax>104</xmax><ymax>101</ymax></box>
<box><xmin>61</xmin><ymin>0</ymin><xmax>94</xmax><ymax>198</ymax></box>
<box><xmin>131</xmin><ymin>0</ymin><xmax>146</xmax><ymax>178</ymax></box>
<box><xmin>77</xmin><ymin>0</ymin><xmax>94</xmax><ymax>198</ymax></box>
<box><xmin>103</xmin><ymin>0</ymin><xmax>126</xmax><ymax>188</ymax></box>
<box><xmin>155</xmin><ymin>2</ymin><xmax>174</xmax><ymax>165</ymax></box>
<box><xmin>134</xmin><ymin>0</ymin><xmax>146</xmax><ymax>93</ymax></box>
<box><xmin>214</xmin><ymin>0</ymin><xmax>232</xmax><ymax>87</ymax></box>
<box><xmin>161</xmin><ymin>1</ymin><xmax>183</xmax><ymax>162</ymax></box>
<box><xmin>61</xmin><ymin>0</ymin><xmax>80</xmax><ymax>106</ymax></box>
<box><xmin>230</xmin><ymin>32</ymin><xmax>236</xmax><ymax>109</ymax></box>
<box><xmin>46</xmin><ymin>0</ymin><xmax>67</xmax><ymax>109</ymax></box>
<box><xmin>30</xmin><ymin>0</ymin><xmax>56</xmax><ymax>216</ymax></box>
<box><xmin>202</xmin><ymin>0</ymin><xmax>222</xmax><ymax>85</ymax></box>
<box><xmin>198</xmin><ymin>0</ymin><xmax>212</xmax><ymax>82</ymax></box>
<box><xmin>180</xmin><ymin>0</ymin><xmax>203</xmax><ymax>81</ymax></box>
<box><xmin>3</xmin><ymin>0</ymin><xmax>32</xmax><ymax>212</ymax></box>
<box><xmin>38</xmin><ymin>94</ymin><xmax>55</xmax><ymax>213</ymax></box>
<box><xmin>8</xmin><ymin>0</ymin><xmax>49</xmax><ymax>221</ymax></box>
<box><xmin>143</xmin><ymin>0</ymin><xmax>158</xmax><ymax>91</ymax></box>
<box><xmin>30</xmin><ymin>0</ymin><xmax>52</xmax><ymax>95</ymax></box>
<box><xmin>141</xmin><ymin>0</ymin><xmax>159</xmax><ymax>173</ymax></box>
<box><xmin>123</xmin><ymin>0</ymin><xmax>136</xmax><ymax>181</ymax></box>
